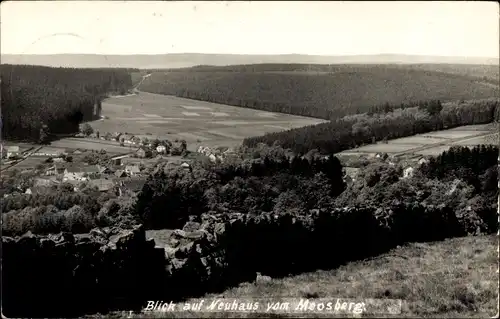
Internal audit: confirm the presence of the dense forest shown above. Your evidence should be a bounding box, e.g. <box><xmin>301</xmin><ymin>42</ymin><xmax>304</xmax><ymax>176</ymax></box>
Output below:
<box><xmin>0</xmin><ymin>65</ymin><xmax>136</xmax><ymax>142</ymax></box>
<box><xmin>138</xmin><ymin>64</ymin><xmax>499</xmax><ymax>120</ymax></box>
<box><xmin>243</xmin><ymin>98</ymin><xmax>500</xmax><ymax>154</ymax></box>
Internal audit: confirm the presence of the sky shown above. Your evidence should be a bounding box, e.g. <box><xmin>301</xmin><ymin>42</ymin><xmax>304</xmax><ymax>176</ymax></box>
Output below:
<box><xmin>1</xmin><ymin>1</ymin><xmax>499</xmax><ymax>57</ymax></box>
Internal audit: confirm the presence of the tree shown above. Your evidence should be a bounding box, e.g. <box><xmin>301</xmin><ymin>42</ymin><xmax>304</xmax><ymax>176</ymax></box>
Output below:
<box><xmin>39</xmin><ymin>124</ymin><xmax>50</xmax><ymax>144</ymax></box>
<box><xmin>80</xmin><ymin>123</ymin><xmax>94</xmax><ymax>136</ymax></box>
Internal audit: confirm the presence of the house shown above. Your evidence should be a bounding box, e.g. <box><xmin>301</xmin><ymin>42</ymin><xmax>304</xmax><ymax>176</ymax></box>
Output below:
<box><xmin>181</xmin><ymin>162</ymin><xmax>190</xmax><ymax>169</ymax></box>
<box><xmin>88</xmin><ymin>179</ymin><xmax>115</xmax><ymax>192</ymax></box>
<box><xmin>120</xmin><ymin>134</ymin><xmax>135</xmax><ymax>144</ymax></box>
<box><xmin>418</xmin><ymin>158</ymin><xmax>429</xmax><ymax>166</ymax></box>
<box><xmin>73</xmin><ymin>149</ymin><xmax>83</xmax><ymax>154</ymax></box>
<box><xmin>115</xmin><ymin>170</ymin><xmax>128</xmax><ymax>178</ymax></box>
<box><xmin>63</xmin><ymin>165</ymin><xmax>100</xmax><ymax>181</ymax></box>
<box><xmin>208</xmin><ymin>154</ymin><xmax>217</xmax><ymax>163</ymax></box>
<box><xmin>97</xmin><ymin>165</ymin><xmax>113</xmax><ymax>174</ymax></box>
<box><xmin>125</xmin><ymin>164</ymin><xmax>141</xmax><ymax>176</ymax></box>
<box><xmin>156</xmin><ymin>145</ymin><xmax>167</xmax><ymax>154</ymax></box>
<box><xmin>53</xmin><ymin>157</ymin><xmax>65</xmax><ymax>163</ymax></box>
<box><xmin>6</xmin><ymin>146</ymin><xmax>20</xmax><ymax>159</ymax></box>
<box><xmin>113</xmin><ymin>132</ymin><xmax>122</xmax><ymax>141</ymax></box>
<box><xmin>403</xmin><ymin>166</ymin><xmax>415</xmax><ymax>179</ymax></box>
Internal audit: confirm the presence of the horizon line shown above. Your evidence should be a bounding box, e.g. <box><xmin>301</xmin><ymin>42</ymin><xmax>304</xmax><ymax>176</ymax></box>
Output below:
<box><xmin>1</xmin><ymin>52</ymin><xmax>499</xmax><ymax>59</ymax></box>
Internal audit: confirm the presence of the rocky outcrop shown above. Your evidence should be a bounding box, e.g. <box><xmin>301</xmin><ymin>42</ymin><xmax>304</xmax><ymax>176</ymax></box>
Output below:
<box><xmin>2</xmin><ymin>202</ymin><xmax>494</xmax><ymax>317</ymax></box>
<box><xmin>2</xmin><ymin>225</ymin><xmax>167</xmax><ymax>318</ymax></box>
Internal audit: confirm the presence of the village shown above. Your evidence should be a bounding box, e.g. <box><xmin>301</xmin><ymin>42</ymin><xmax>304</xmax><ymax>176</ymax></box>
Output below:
<box><xmin>1</xmin><ymin>123</ymin><xmax>240</xmax><ymax>199</ymax></box>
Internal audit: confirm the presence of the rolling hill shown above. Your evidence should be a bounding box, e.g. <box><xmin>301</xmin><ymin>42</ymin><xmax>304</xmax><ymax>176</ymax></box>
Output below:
<box><xmin>137</xmin><ymin>64</ymin><xmax>499</xmax><ymax>120</ymax></box>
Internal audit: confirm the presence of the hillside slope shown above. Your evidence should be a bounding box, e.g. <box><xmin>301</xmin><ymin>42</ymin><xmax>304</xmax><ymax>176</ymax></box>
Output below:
<box><xmin>105</xmin><ymin>235</ymin><xmax>498</xmax><ymax>318</ymax></box>
<box><xmin>138</xmin><ymin>65</ymin><xmax>499</xmax><ymax>120</ymax></box>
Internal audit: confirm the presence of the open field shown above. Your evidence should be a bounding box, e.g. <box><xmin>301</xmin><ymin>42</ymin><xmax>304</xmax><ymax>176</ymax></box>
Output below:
<box><xmin>89</xmin><ymin>92</ymin><xmax>326</xmax><ymax>151</ymax></box>
<box><xmin>108</xmin><ymin>235</ymin><xmax>498</xmax><ymax>318</ymax></box>
<box><xmin>138</xmin><ymin>65</ymin><xmax>499</xmax><ymax>121</ymax></box>
<box><xmin>340</xmin><ymin>124</ymin><xmax>497</xmax><ymax>158</ymax></box>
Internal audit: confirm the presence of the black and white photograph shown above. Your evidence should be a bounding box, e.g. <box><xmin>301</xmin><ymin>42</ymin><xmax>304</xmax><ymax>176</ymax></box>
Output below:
<box><xmin>1</xmin><ymin>1</ymin><xmax>499</xmax><ymax>318</ymax></box>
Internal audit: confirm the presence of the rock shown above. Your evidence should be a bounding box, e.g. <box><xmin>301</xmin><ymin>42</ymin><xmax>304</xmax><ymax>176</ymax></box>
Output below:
<box><xmin>164</xmin><ymin>245</ymin><xmax>178</xmax><ymax>259</ymax></box>
<box><xmin>183</xmin><ymin>221</ymin><xmax>201</xmax><ymax>232</ymax></box>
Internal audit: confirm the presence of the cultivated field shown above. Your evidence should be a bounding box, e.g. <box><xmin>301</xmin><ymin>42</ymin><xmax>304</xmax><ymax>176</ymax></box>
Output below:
<box><xmin>89</xmin><ymin>92</ymin><xmax>326</xmax><ymax>151</ymax></box>
<box><xmin>339</xmin><ymin>124</ymin><xmax>498</xmax><ymax>157</ymax></box>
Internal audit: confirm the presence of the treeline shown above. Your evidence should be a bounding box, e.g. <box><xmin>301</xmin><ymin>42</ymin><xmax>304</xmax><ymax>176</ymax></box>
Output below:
<box><xmin>1</xmin><ymin>64</ymin><xmax>134</xmax><ymax>142</ymax></box>
<box><xmin>138</xmin><ymin>66</ymin><xmax>499</xmax><ymax>120</ymax></box>
<box><xmin>243</xmin><ymin>99</ymin><xmax>500</xmax><ymax>154</ymax></box>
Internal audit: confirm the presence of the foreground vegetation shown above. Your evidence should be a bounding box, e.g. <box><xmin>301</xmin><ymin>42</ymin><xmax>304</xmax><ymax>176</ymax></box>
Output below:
<box><xmin>0</xmin><ymin>64</ymin><xmax>136</xmax><ymax>142</ymax></box>
<box><xmin>138</xmin><ymin>64</ymin><xmax>499</xmax><ymax>120</ymax></box>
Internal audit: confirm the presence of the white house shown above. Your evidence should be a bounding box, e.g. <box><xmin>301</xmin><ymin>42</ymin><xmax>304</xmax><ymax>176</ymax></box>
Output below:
<box><xmin>418</xmin><ymin>158</ymin><xmax>429</xmax><ymax>166</ymax></box>
<box><xmin>403</xmin><ymin>166</ymin><xmax>415</xmax><ymax>179</ymax></box>
<box><xmin>208</xmin><ymin>154</ymin><xmax>217</xmax><ymax>163</ymax></box>
<box><xmin>156</xmin><ymin>145</ymin><xmax>167</xmax><ymax>154</ymax></box>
